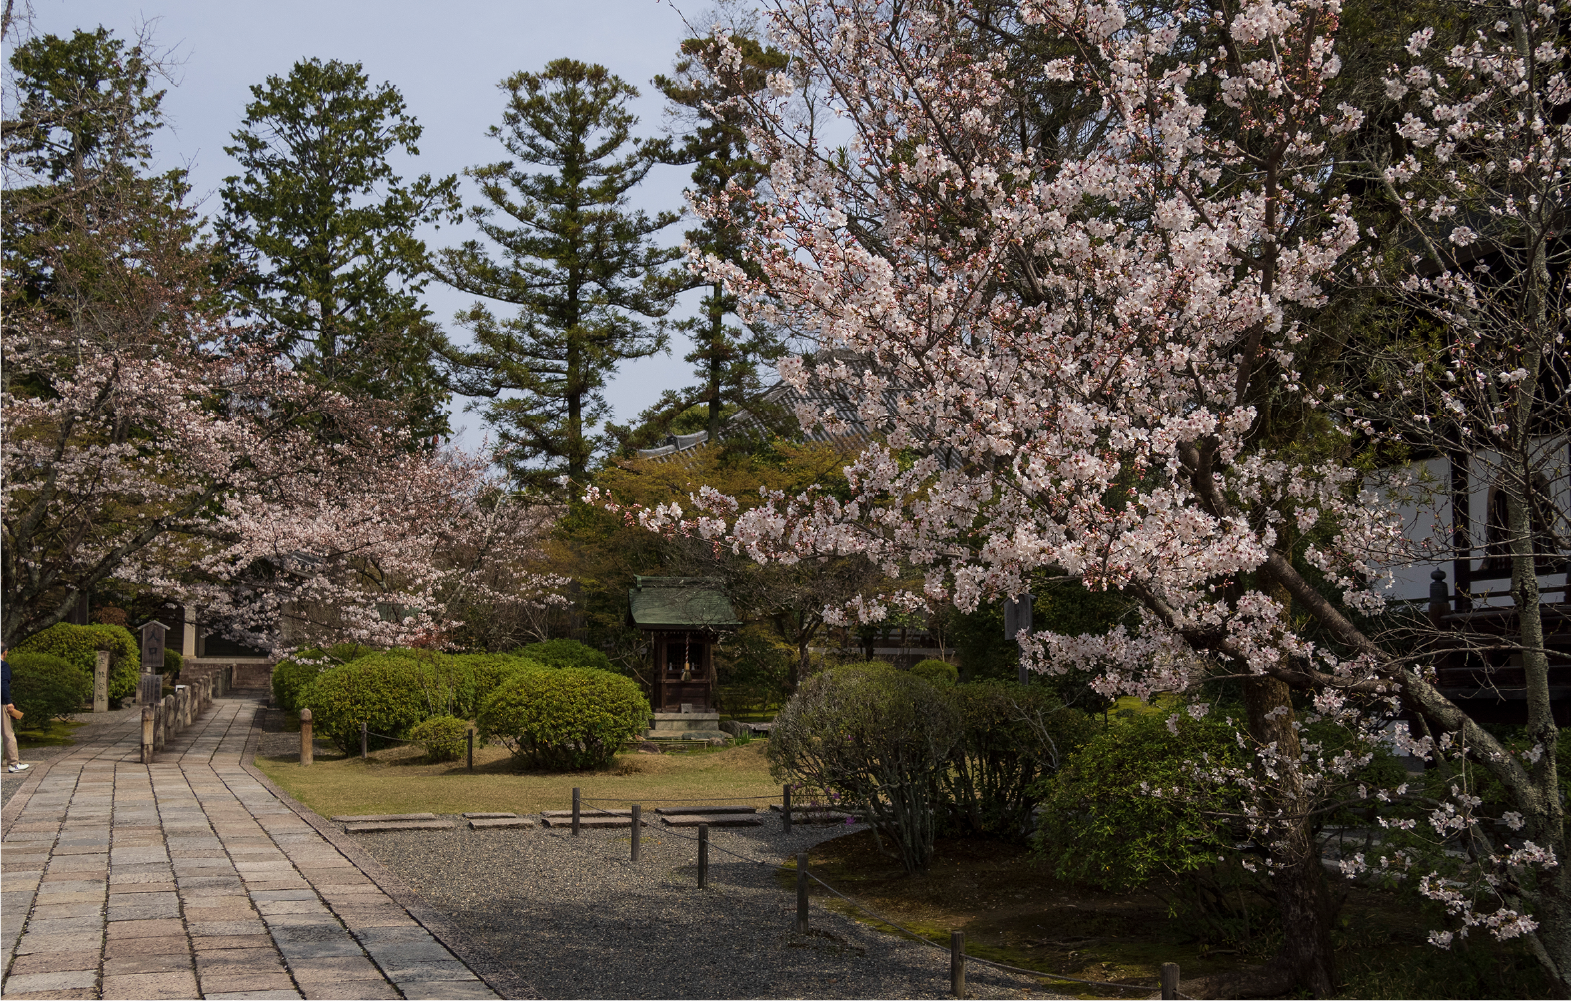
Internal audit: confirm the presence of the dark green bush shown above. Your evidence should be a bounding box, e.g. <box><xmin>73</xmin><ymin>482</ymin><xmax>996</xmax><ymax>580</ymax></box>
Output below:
<box><xmin>7</xmin><ymin>651</ymin><xmax>92</xmax><ymax>722</ymax></box>
<box><xmin>16</xmin><ymin>623</ymin><xmax>139</xmax><ymax>700</ymax></box>
<box><xmin>163</xmin><ymin>649</ymin><xmax>182</xmax><ymax>678</ymax></box>
<box><xmin>910</xmin><ymin>659</ymin><xmax>958</xmax><ymax>687</ymax></box>
<box><xmin>445</xmin><ymin>653</ymin><xmax>549</xmax><ymax>718</ymax></box>
<box><xmin>514</xmin><ymin>639</ymin><xmax>614</xmax><ymax>672</ymax></box>
<box><xmin>300</xmin><ymin>651</ymin><xmax>448</xmax><ymax>753</ymax></box>
<box><xmin>410</xmin><ymin>715</ymin><xmax>470</xmax><ymax>762</ymax></box>
<box><xmin>478</xmin><ymin>667</ymin><xmax>649</xmax><ymax>771</ymax></box>
<box><xmin>942</xmin><ymin>681</ymin><xmax>1091</xmax><ymax>839</ymax></box>
<box><xmin>273</xmin><ymin>645</ymin><xmax>377</xmax><ymax>714</ymax></box>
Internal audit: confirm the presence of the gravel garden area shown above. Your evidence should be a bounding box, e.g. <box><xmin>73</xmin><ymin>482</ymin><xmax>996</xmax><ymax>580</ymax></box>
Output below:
<box><xmin>350</xmin><ymin>816</ymin><xmax>1070</xmax><ymax>1000</ymax></box>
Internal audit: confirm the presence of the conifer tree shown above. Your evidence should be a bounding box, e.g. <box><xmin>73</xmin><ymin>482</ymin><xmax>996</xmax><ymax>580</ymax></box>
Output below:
<box><xmin>436</xmin><ymin>58</ymin><xmax>680</xmax><ymax>485</ymax></box>
<box><xmin>217</xmin><ymin>59</ymin><xmax>460</xmax><ymax>439</ymax></box>
<box><xmin>636</xmin><ymin>29</ymin><xmax>790</xmax><ymax>444</ymax></box>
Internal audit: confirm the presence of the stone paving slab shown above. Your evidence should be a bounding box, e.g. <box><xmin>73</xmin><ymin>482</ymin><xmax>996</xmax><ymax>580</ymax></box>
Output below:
<box><xmin>652</xmin><ymin>804</ymin><xmax>760</xmax><ymax>815</ymax></box>
<box><xmin>659</xmin><ymin>813</ymin><xmax>765</xmax><ymax>827</ymax></box>
<box><xmin>467</xmin><ymin>818</ymin><xmax>535</xmax><ymax>830</ymax></box>
<box><xmin>329</xmin><ymin>813</ymin><xmax>438</xmax><ymax>823</ymax></box>
<box><xmin>538</xmin><ymin>814</ymin><xmax>646</xmax><ymax>828</ymax></box>
<box><xmin>1</xmin><ymin>694</ymin><xmax>507</xmax><ymax>1000</ymax></box>
<box><xmin>342</xmin><ymin>820</ymin><xmax>456</xmax><ymax>833</ymax></box>
<box><xmin>461</xmin><ymin>812</ymin><xmax>517</xmax><ymax>819</ymax></box>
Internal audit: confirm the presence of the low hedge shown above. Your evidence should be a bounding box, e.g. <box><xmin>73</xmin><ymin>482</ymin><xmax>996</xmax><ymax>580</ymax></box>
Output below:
<box><xmin>16</xmin><ymin>623</ymin><xmax>139</xmax><ymax>701</ymax></box>
<box><xmin>478</xmin><ymin>667</ymin><xmax>649</xmax><ymax>771</ymax></box>
<box><xmin>515</xmin><ymin>639</ymin><xmax>614</xmax><ymax>672</ymax></box>
<box><xmin>6</xmin><ymin>651</ymin><xmax>93</xmax><ymax>722</ymax></box>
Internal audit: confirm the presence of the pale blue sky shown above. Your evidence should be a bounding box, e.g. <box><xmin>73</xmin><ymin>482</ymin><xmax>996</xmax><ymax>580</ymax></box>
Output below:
<box><xmin>17</xmin><ymin>0</ymin><xmax>734</xmax><ymax>454</ymax></box>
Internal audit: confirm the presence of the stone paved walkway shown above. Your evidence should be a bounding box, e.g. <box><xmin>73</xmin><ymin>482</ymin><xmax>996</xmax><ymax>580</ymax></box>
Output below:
<box><xmin>1</xmin><ymin>695</ymin><xmax>503</xmax><ymax>1000</ymax></box>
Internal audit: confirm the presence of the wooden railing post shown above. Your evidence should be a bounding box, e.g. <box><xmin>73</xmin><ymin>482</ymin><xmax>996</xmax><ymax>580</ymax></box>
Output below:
<box><xmin>950</xmin><ymin>931</ymin><xmax>965</xmax><ymax>997</ymax></box>
<box><xmin>795</xmin><ymin>853</ymin><xmax>809</xmax><ymax>932</ymax></box>
<box><xmin>631</xmin><ymin>804</ymin><xmax>642</xmax><ymax>861</ymax></box>
<box><xmin>1161</xmin><ymin>962</ymin><xmax>1180</xmax><ymax>1000</ymax></box>
<box><xmin>698</xmin><ymin>823</ymin><xmax>709</xmax><ymax>889</ymax></box>
<box><xmin>783</xmin><ymin>783</ymin><xmax>793</xmax><ymax>835</ymax></box>
<box><xmin>572</xmin><ymin>787</ymin><xmax>581</xmax><ymax>836</ymax></box>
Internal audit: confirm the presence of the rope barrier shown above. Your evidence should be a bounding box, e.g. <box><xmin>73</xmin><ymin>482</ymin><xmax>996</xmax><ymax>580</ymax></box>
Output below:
<box><xmin>569</xmin><ymin>801</ymin><xmax>1158</xmax><ymax>996</ymax></box>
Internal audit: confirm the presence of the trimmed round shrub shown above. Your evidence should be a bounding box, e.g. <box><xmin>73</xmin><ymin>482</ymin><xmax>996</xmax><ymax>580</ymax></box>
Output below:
<box><xmin>301</xmin><ymin>651</ymin><xmax>446</xmax><ymax>754</ymax></box>
<box><xmin>163</xmin><ymin>649</ymin><xmax>182</xmax><ymax>679</ymax></box>
<box><xmin>410</xmin><ymin>715</ymin><xmax>470</xmax><ymax>762</ymax></box>
<box><xmin>7</xmin><ymin>651</ymin><xmax>92</xmax><ymax>722</ymax></box>
<box><xmin>478</xmin><ymin>667</ymin><xmax>649</xmax><ymax>772</ymax></box>
<box><xmin>273</xmin><ymin>645</ymin><xmax>375</xmax><ymax>714</ymax></box>
<box><xmin>514</xmin><ymin>639</ymin><xmax>614</xmax><ymax>673</ymax></box>
<box><xmin>910</xmin><ymin>659</ymin><xmax>958</xmax><ymax>687</ymax></box>
<box><xmin>16</xmin><ymin>623</ymin><xmax>139</xmax><ymax>700</ymax></box>
<box><xmin>445</xmin><ymin>653</ymin><xmax>550</xmax><ymax>719</ymax></box>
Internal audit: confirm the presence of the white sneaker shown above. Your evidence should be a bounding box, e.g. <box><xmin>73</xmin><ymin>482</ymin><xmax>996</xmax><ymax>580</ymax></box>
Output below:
<box><xmin>7</xmin><ymin>763</ymin><xmax>29</xmax><ymax>772</ymax></box>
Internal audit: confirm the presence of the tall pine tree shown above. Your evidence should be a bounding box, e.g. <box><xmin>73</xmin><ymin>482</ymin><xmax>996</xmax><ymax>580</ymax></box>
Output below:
<box><xmin>436</xmin><ymin>58</ymin><xmax>680</xmax><ymax>485</ymax></box>
<box><xmin>216</xmin><ymin>58</ymin><xmax>460</xmax><ymax>439</ymax></box>
<box><xmin>638</xmin><ymin>29</ymin><xmax>790</xmax><ymax>444</ymax></box>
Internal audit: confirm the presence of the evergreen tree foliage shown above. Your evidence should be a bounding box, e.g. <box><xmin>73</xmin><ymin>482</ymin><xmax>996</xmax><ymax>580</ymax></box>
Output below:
<box><xmin>625</xmin><ymin>28</ymin><xmax>790</xmax><ymax>446</ymax></box>
<box><xmin>216</xmin><ymin>58</ymin><xmax>461</xmax><ymax>439</ymax></box>
<box><xmin>435</xmin><ymin>58</ymin><xmax>680</xmax><ymax>485</ymax></box>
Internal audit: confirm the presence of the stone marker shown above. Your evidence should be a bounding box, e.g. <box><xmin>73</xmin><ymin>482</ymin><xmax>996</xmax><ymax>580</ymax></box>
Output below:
<box><xmin>462</xmin><ymin>812</ymin><xmax>518</xmax><ymax>819</ymax></box>
<box><xmin>330</xmin><ymin>812</ymin><xmax>439</xmax><ymax>823</ymax></box>
<box><xmin>469</xmin><ymin>818</ymin><xmax>534</xmax><ymax>830</ymax></box>
<box><xmin>93</xmin><ymin>650</ymin><xmax>109</xmax><ymax>713</ymax></box>
<box><xmin>343</xmin><ymin>820</ymin><xmax>455</xmax><ymax>833</ymax></box>
<box><xmin>653</xmin><ymin>805</ymin><xmax>757</xmax><ymax>816</ymax></box>
<box><xmin>660</xmin><ymin>813</ymin><xmax>763</xmax><ymax>828</ymax></box>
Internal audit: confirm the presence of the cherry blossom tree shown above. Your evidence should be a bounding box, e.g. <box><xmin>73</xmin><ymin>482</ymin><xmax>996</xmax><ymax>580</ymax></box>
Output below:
<box><xmin>587</xmin><ymin>0</ymin><xmax>1570</xmax><ymax>992</ymax></box>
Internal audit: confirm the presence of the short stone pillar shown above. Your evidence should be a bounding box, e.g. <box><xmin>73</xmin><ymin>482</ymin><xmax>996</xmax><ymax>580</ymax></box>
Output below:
<box><xmin>299</xmin><ymin>709</ymin><xmax>313</xmax><ymax>766</ymax></box>
<box><xmin>141</xmin><ymin>707</ymin><xmax>155</xmax><ymax>763</ymax></box>
<box><xmin>93</xmin><ymin>651</ymin><xmax>110</xmax><ymax>713</ymax></box>
<box><xmin>161</xmin><ymin>694</ymin><xmax>175</xmax><ymax>746</ymax></box>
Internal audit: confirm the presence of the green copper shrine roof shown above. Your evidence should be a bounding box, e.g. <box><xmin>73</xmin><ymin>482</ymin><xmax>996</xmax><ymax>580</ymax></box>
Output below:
<box><xmin>627</xmin><ymin>576</ymin><xmax>741</xmax><ymax>630</ymax></box>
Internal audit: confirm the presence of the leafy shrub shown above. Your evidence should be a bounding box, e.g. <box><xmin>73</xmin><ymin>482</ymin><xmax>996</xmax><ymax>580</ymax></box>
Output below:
<box><xmin>515</xmin><ymin>639</ymin><xmax>613</xmax><ymax>672</ymax></box>
<box><xmin>16</xmin><ymin>623</ymin><xmax>139</xmax><ymax>700</ymax></box>
<box><xmin>7</xmin><ymin>651</ymin><xmax>92</xmax><ymax>722</ymax></box>
<box><xmin>92</xmin><ymin>606</ymin><xmax>129</xmax><ymax>627</ymax></box>
<box><xmin>410</xmin><ymin>715</ymin><xmax>470</xmax><ymax>762</ymax></box>
<box><xmin>445</xmin><ymin>653</ymin><xmax>549</xmax><ymax>718</ymax></box>
<box><xmin>910</xmin><ymin>659</ymin><xmax>958</xmax><ymax>687</ymax></box>
<box><xmin>272</xmin><ymin>645</ymin><xmax>377</xmax><ymax>714</ymax></box>
<box><xmin>163</xmin><ymin>649</ymin><xmax>182</xmax><ymax>678</ymax></box>
<box><xmin>1035</xmin><ymin>709</ymin><xmax>1243</xmax><ymax>891</ymax></box>
<box><xmin>769</xmin><ymin>666</ymin><xmax>959</xmax><ymax>873</ymax></box>
<box><xmin>942</xmin><ymin>681</ymin><xmax>1091</xmax><ymax>838</ymax></box>
<box><xmin>478</xmin><ymin>667</ymin><xmax>649</xmax><ymax>771</ymax></box>
<box><xmin>300</xmin><ymin>651</ymin><xmax>446</xmax><ymax>753</ymax></box>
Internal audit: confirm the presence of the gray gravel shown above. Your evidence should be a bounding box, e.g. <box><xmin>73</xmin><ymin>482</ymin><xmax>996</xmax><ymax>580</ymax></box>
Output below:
<box><xmin>352</xmin><ymin>815</ymin><xmax>1068</xmax><ymax>1000</ymax></box>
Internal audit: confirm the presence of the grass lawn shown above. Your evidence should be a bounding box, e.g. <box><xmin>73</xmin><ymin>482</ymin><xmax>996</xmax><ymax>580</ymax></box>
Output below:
<box><xmin>15</xmin><ymin>718</ymin><xmax>84</xmax><ymax>748</ymax></box>
<box><xmin>791</xmin><ymin>831</ymin><xmax>1554</xmax><ymax>999</ymax></box>
<box><xmin>254</xmin><ymin>740</ymin><xmax>781</xmax><ymax>817</ymax></box>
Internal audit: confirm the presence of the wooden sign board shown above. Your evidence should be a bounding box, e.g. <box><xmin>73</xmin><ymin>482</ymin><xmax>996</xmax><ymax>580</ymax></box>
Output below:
<box><xmin>140</xmin><ymin>621</ymin><xmax>167</xmax><ymax>673</ymax></box>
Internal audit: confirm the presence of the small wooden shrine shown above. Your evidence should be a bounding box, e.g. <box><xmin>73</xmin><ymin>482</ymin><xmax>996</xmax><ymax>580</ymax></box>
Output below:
<box><xmin>627</xmin><ymin>576</ymin><xmax>740</xmax><ymax>713</ymax></box>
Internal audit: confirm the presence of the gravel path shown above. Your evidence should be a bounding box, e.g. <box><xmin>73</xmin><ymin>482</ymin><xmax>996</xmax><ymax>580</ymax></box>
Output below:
<box><xmin>352</xmin><ymin>816</ymin><xmax>1067</xmax><ymax>1000</ymax></box>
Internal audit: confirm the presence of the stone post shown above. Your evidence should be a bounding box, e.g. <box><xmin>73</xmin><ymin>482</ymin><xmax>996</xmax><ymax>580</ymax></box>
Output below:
<box><xmin>300</xmin><ymin>709</ymin><xmax>313</xmax><ymax>766</ymax></box>
<box><xmin>141</xmin><ymin>707</ymin><xmax>155</xmax><ymax>764</ymax></box>
<box><xmin>93</xmin><ymin>651</ymin><xmax>110</xmax><ymax>713</ymax></box>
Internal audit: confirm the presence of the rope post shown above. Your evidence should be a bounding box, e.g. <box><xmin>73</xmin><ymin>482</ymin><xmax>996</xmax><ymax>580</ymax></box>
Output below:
<box><xmin>571</xmin><ymin>787</ymin><xmax>581</xmax><ymax>836</ymax></box>
<box><xmin>361</xmin><ymin>720</ymin><xmax>368</xmax><ymax>760</ymax></box>
<box><xmin>795</xmin><ymin>852</ymin><xmax>809</xmax><ymax>932</ymax></box>
<box><xmin>1160</xmin><ymin>963</ymin><xmax>1179</xmax><ymax>1000</ymax></box>
<box><xmin>299</xmin><ymin>709</ymin><xmax>313</xmax><ymax>766</ymax></box>
<box><xmin>950</xmin><ymin>930</ymin><xmax>966</xmax><ymax>997</ymax></box>
<box><xmin>467</xmin><ymin>728</ymin><xmax>474</xmax><ymax>772</ymax></box>
<box><xmin>140</xmin><ymin>706</ymin><xmax>154</xmax><ymax>764</ymax></box>
<box><xmin>783</xmin><ymin>783</ymin><xmax>793</xmax><ymax>835</ymax></box>
<box><xmin>698</xmin><ymin>823</ymin><xmax>709</xmax><ymax>889</ymax></box>
<box><xmin>631</xmin><ymin>804</ymin><xmax>642</xmax><ymax>861</ymax></box>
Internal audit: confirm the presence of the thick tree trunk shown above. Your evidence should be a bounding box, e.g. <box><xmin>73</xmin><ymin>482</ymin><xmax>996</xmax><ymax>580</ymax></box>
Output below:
<box><xmin>1242</xmin><ymin>673</ymin><xmax>1338</xmax><ymax>996</ymax></box>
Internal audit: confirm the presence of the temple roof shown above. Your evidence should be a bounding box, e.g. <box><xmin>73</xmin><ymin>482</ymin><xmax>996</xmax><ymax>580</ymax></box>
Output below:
<box><xmin>627</xmin><ymin>576</ymin><xmax>741</xmax><ymax>630</ymax></box>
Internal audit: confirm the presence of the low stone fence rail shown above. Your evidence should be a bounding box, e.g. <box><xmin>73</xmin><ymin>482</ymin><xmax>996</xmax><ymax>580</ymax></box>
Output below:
<box><xmin>139</xmin><ymin>668</ymin><xmax>228</xmax><ymax>763</ymax></box>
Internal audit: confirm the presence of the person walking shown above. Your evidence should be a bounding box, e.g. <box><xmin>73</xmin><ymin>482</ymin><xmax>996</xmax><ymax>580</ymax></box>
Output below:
<box><xmin>3</xmin><ymin>647</ymin><xmax>29</xmax><ymax>772</ymax></box>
